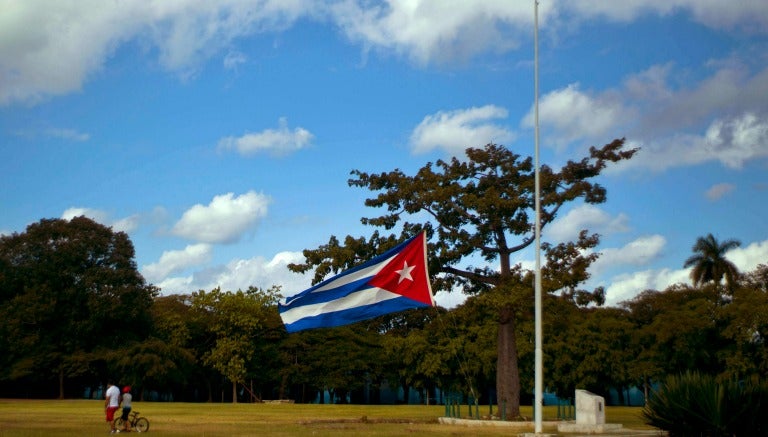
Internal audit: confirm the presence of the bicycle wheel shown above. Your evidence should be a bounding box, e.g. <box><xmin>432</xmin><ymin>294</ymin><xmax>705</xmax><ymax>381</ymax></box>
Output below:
<box><xmin>135</xmin><ymin>417</ymin><xmax>150</xmax><ymax>432</ymax></box>
<box><xmin>114</xmin><ymin>417</ymin><xmax>125</xmax><ymax>429</ymax></box>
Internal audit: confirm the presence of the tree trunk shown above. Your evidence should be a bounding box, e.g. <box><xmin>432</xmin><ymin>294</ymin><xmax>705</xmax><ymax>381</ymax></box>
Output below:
<box><xmin>58</xmin><ymin>368</ymin><xmax>64</xmax><ymax>400</ymax></box>
<box><xmin>617</xmin><ymin>386</ymin><xmax>625</xmax><ymax>405</ymax></box>
<box><xmin>232</xmin><ymin>381</ymin><xmax>237</xmax><ymax>404</ymax></box>
<box><xmin>279</xmin><ymin>374</ymin><xmax>287</xmax><ymax>400</ymax></box>
<box><xmin>497</xmin><ymin>304</ymin><xmax>521</xmax><ymax>419</ymax></box>
<box><xmin>643</xmin><ymin>375</ymin><xmax>649</xmax><ymax>406</ymax></box>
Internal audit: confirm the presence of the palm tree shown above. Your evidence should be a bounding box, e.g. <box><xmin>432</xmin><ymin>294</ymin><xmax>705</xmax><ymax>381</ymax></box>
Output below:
<box><xmin>683</xmin><ymin>233</ymin><xmax>741</xmax><ymax>290</ymax></box>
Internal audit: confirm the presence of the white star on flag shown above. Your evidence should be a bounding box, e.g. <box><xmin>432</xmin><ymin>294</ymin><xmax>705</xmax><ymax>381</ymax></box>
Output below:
<box><xmin>395</xmin><ymin>261</ymin><xmax>415</xmax><ymax>283</ymax></box>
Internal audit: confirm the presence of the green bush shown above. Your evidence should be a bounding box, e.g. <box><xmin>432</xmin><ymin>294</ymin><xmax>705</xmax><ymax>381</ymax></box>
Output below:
<box><xmin>642</xmin><ymin>372</ymin><xmax>768</xmax><ymax>436</ymax></box>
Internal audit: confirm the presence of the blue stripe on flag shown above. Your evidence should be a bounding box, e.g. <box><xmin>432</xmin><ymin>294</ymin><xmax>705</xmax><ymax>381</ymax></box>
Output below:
<box><xmin>281</xmin><ymin>276</ymin><xmax>373</xmax><ymax>308</ymax></box>
<box><xmin>282</xmin><ymin>294</ymin><xmax>430</xmax><ymax>333</ymax></box>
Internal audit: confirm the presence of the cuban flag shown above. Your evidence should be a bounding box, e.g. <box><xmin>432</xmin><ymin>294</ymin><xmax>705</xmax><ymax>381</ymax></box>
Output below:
<box><xmin>279</xmin><ymin>232</ymin><xmax>435</xmax><ymax>333</ymax></box>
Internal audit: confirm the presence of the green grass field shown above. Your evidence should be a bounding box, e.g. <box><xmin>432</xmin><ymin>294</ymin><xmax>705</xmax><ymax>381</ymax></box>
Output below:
<box><xmin>0</xmin><ymin>399</ymin><xmax>659</xmax><ymax>436</ymax></box>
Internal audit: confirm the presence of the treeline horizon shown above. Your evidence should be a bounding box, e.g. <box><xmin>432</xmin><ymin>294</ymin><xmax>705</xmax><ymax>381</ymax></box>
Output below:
<box><xmin>1</xmin><ymin>218</ymin><xmax>765</xmax><ymax>405</ymax></box>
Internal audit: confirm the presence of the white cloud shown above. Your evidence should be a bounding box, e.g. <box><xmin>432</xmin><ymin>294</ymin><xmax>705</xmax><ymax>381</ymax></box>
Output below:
<box><xmin>330</xmin><ymin>2</ymin><xmax>766</xmax><ymax>66</ymax></box>
<box><xmin>3</xmin><ymin>1</ymin><xmax>767</xmax><ymax>106</ymax></box>
<box><xmin>684</xmin><ymin>0</ymin><xmax>768</xmax><ymax>32</ymax></box>
<box><xmin>45</xmin><ymin>128</ymin><xmax>91</xmax><ymax>142</ymax></box>
<box><xmin>142</xmin><ymin>243</ymin><xmax>213</xmax><ymax>283</ymax></box>
<box><xmin>623</xmin><ymin>63</ymin><xmax>675</xmax><ymax>103</ymax></box>
<box><xmin>562</xmin><ymin>1</ymin><xmax>768</xmax><ymax>32</ymax></box>
<box><xmin>328</xmin><ymin>1</ymin><xmax>768</xmax><ymax>68</ymax></box>
<box><xmin>706</xmin><ymin>183</ymin><xmax>736</xmax><ymax>201</ymax></box>
<box><xmin>617</xmin><ymin>112</ymin><xmax>768</xmax><ymax>173</ymax></box>
<box><xmin>208</xmin><ymin>251</ymin><xmax>310</xmax><ymax>295</ymax></box>
<box><xmin>562</xmin><ymin>1</ymin><xmax>678</xmax><ymax>24</ymax></box>
<box><xmin>522</xmin><ymin>84</ymin><xmax>632</xmax><ymax>148</ymax></box>
<box><xmin>218</xmin><ymin>118</ymin><xmax>314</xmax><ymax>156</ymax></box>
<box><xmin>591</xmin><ymin>235</ymin><xmax>667</xmax><ymax>276</ymax></box>
<box><xmin>727</xmin><ymin>239</ymin><xmax>768</xmax><ymax>273</ymax></box>
<box><xmin>61</xmin><ymin>207</ymin><xmax>139</xmax><ymax>233</ymax></box>
<box><xmin>62</xmin><ymin>207</ymin><xmax>109</xmax><ymax>224</ymax></box>
<box><xmin>0</xmin><ymin>1</ymin><xmax>136</xmax><ymax>105</ymax></box>
<box><xmin>145</xmin><ymin>1</ymin><xmax>309</xmax><ymax>78</ymax></box>
<box><xmin>578</xmin><ymin>58</ymin><xmax>768</xmax><ymax>174</ymax></box>
<box><xmin>704</xmin><ymin>112</ymin><xmax>768</xmax><ymax>169</ymax></box>
<box><xmin>518</xmin><ymin>60</ymin><xmax>768</xmax><ymax>174</ymax></box>
<box><xmin>155</xmin><ymin>276</ymin><xmax>196</xmax><ymax>294</ymax></box>
<box><xmin>602</xmin><ymin>238</ymin><xmax>768</xmax><ymax>306</ymax></box>
<box><xmin>410</xmin><ymin>105</ymin><xmax>514</xmax><ymax>155</ymax></box>
<box><xmin>223</xmin><ymin>50</ymin><xmax>247</xmax><ymax>71</ymax></box>
<box><xmin>640</xmin><ymin>67</ymin><xmax>742</xmax><ymax>134</ymax></box>
<box><xmin>547</xmin><ymin>205</ymin><xmax>630</xmax><ymax>243</ymax></box>
<box><xmin>157</xmin><ymin>251</ymin><xmax>311</xmax><ymax>297</ymax></box>
<box><xmin>433</xmin><ymin>289</ymin><xmax>467</xmax><ymax>309</ymax></box>
<box><xmin>171</xmin><ymin>191</ymin><xmax>270</xmax><ymax>244</ymax></box>
<box><xmin>330</xmin><ymin>1</ymin><xmax>534</xmax><ymax>66</ymax></box>
<box><xmin>637</xmin><ymin>62</ymin><xmax>768</xmax><ymax>136</ymax></box>
<box><xmin>0</xmin><ymin>0</ymin><xmax>311</xmax><ymax>105</ymax></box>
<box><xmin>111</xmin><ymin>215</ymin><xmax>141</xmax><ymax>234</ymax></box>
<box><xmin>604</xmin><ymin>267</ymin><xmax>690</xmax><ymax>306</ymax></box>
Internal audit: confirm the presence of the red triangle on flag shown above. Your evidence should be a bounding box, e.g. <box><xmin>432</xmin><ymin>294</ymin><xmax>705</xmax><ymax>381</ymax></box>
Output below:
<box><xmin>367</xmin><ymin>233</ymin><xmax>434</xmax><ymax>306</ymax></box>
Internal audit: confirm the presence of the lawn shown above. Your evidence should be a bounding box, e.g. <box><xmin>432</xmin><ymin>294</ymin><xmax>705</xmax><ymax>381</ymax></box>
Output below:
<box><xmin>0</xmin><ymin>399</ymin><xmax>659</xmax><ymax>436</ymax></box>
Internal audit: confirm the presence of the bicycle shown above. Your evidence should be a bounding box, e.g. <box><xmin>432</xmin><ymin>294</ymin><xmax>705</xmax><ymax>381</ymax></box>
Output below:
<box><xmin>114</xmin><ymin>410</ymin><xmax>150</xmax><ymax>433</ymax></box>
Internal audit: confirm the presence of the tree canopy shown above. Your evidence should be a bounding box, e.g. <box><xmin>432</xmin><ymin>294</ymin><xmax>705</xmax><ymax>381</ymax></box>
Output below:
<box><xmin>190</xmin><ymin>286</ymin><xmax>281</xmax><ymax>403</ymax></box>
<box><xmin>0</xmin><ymin>216</ymin><xmax>157</xmax><ymax>398</ymax></box>
<box><xmin>1</xmin><ymin>217</ymin><xmax>764</xmax><ymax>406</ymax></box>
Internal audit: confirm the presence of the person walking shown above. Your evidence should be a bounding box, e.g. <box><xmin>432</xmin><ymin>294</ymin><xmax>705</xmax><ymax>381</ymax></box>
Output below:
<box><xmin>120</xmin><ymin>386</ymin><xmax>132</xmax><ymax>432</ymax></box>
<box><xmin>104</xmin><ymin>381</ymin><xmax>121</xmax><ymax>433</ymax></box>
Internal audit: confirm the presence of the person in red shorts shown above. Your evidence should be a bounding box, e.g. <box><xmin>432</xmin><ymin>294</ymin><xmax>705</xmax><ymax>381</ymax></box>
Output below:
<box><xmin>105</xmin><ymin>380</ymin><xmax>121</xmax><ymax>433</ymax></box>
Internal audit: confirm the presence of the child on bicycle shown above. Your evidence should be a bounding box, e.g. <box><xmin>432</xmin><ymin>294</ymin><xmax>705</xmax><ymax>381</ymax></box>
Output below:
<box><xmin>120</xmin><ymin>386</ymin><xmax>132</xmax><ymax>432</ymax></box>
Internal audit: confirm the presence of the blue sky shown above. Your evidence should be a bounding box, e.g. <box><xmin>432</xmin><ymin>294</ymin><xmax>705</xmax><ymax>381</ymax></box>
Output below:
<box><xmin>2</xmin><ymin>1</ymin><xmax>767</xmax><ymax>307</ymax></box>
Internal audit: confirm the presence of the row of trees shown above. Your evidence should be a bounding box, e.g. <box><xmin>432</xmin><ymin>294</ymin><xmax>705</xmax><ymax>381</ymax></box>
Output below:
<box><xmin>1</xmin><ymin>218</ymin><xmax>765</xmax><ymax>406</ymax></box>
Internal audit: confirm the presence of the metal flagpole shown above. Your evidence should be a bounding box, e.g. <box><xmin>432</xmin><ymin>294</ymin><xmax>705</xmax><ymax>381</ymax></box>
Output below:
<box><xmin>533</xmin><ymin>0</ymin><xmax>543</xmax><ymax>434</ymax></box>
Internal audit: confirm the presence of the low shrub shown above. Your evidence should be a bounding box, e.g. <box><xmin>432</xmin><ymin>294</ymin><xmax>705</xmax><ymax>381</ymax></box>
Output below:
<box><xmin>642</xmin><ymin>372</ymin><xmax>768</xmax><ymax>436</ymax></box>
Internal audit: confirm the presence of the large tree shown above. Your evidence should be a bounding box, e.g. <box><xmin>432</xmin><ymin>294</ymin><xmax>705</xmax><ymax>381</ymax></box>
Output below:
<box><xmin>290</xmin><ymin>140</ymin><xmax>636</xmax><ymax>417</ymax></box>
<box><xmin>683</xmin><ymin>233</ymin><xmax>741</xmax><ymax>291</ymax></box>
<box><xmin>190</xmin><ymin>286</ymin><xmax>280</xmax><ymax>403</ymax></box>
<box><xmin>0</xmin><ymin>216</ymin><xmax>156</xmax><ymax>398</ymax></box>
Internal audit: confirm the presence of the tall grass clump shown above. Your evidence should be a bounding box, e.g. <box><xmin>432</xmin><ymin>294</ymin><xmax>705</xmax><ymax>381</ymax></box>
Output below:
<box><xmin>642</xmin><ymin>371</ymin><xmax>768</xmax><ymax>436</ymax></box>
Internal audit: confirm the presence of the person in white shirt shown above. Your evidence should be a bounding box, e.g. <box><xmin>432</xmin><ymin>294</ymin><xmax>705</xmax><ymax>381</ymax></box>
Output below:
<box><xmin>104</xmin><ymin>381</ymin><xmax>121</xmax><ymax>433</ymax></box>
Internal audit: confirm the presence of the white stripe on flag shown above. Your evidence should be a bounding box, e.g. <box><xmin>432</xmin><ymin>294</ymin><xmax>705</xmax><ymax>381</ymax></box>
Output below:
<box><xmin>308</xmin><ymin>253</ymin><xmax>397</xmax><ymax>294</ymax></box>
<box><xmin>280</xmin><ymin>287</ymin><xmax>398</xmax><ymax>325</ymax></box>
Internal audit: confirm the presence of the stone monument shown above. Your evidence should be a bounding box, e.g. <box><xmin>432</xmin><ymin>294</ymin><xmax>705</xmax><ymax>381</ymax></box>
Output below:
<box><xmin>557</xmin><ymin>389</ymin><xmax>623</xmax><ymax>434</ymax></box>
<box><xmin>575</xmin><ymin>389</ymin><xmax>605</xmax><ymax>425</ymax></box>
